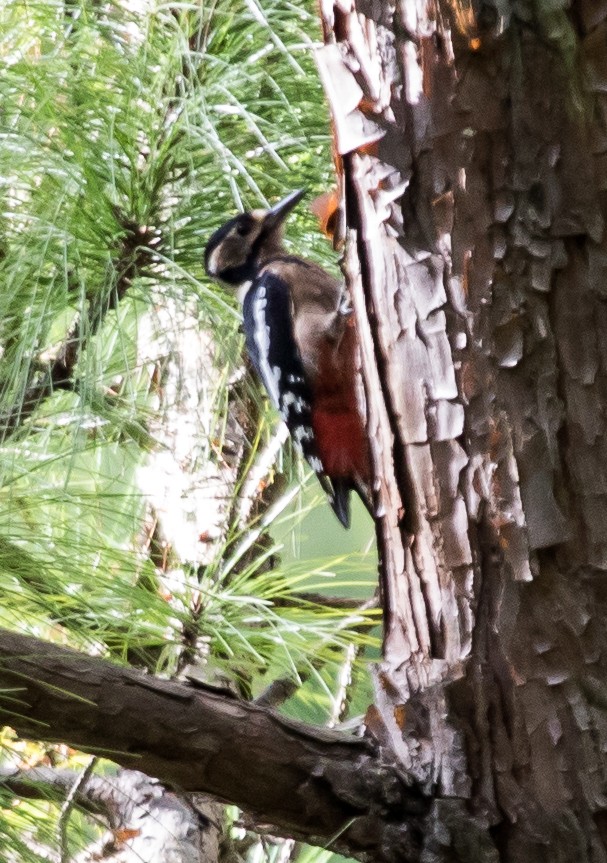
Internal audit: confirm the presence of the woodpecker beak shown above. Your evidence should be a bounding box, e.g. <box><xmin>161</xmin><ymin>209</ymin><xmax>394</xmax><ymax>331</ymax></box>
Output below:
<box><xmin>264</xmin><ymin>189</ymin><xmax>305</xmax><ymax>231</ymax></box>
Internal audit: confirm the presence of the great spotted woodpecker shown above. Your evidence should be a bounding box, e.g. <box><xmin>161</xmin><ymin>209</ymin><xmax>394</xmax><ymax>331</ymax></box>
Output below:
<box><xmin>204</xmin><ymin>190</ymin><xmax>371</xmax><ymax>528</ymax></box>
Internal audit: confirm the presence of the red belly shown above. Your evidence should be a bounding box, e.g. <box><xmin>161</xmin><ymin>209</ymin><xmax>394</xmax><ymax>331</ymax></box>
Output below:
<box><xmin>309</xmin><ymin>319</ymin><xmax>370</xmax><ymax>482</ymax></box>
<box><xmin>311</xmin><ymin>407</ymin><xmax>370</xmax><ymax>480</ymax></box>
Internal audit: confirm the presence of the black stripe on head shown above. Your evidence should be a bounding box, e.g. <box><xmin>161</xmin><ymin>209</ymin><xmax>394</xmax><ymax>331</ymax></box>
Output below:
<box><xmin>217</xmin><ymin>263</ymin><xmax>256</xmax><ymax>285</ymax></box>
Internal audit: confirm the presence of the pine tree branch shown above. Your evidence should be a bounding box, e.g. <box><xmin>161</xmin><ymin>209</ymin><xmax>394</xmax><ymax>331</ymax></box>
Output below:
<box><xmin>0</xmin><ymin>219</ymin><xmax>156</xmax><ymax>440</ymax></box>
<box><xmin>0</xmin><ymin>764</ymin><xmax>108</xmax><ymax>819</ymax></box>
<box><xmin>0</xmin><ymin>628</ymin><xmax>430</xmax><ymax>863</ymax></box>
<box><xmin>0</xmin><ymin>763</ymin><xmax>219</xmax><ymax>863</ymax></box>
<box><xmin>59</xmin><ymin>756</ymin><xmax>98</xmax><ymax>863</ymax></box>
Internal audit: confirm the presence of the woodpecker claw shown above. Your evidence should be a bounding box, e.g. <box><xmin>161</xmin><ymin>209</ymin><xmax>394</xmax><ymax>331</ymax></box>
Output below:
<box><xmin>339</xmin><ymin>293</ymin><xmax>352</xmax><ymax>316</ymax></box>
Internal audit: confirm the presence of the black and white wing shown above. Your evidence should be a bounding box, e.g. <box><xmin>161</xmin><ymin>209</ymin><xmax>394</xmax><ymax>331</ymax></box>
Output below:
<box><xmin>242</xmin><ymin>271</ymin><xmax>347</xmax><ymax>522</ymax></box>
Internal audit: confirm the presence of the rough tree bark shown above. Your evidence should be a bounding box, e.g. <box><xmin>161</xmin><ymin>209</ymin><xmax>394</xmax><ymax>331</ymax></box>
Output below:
<box><xmin>4</xmin><ymin>3</ymin><xmax>607</xmax><ymax>863</ymax></box>
<box><xmin>316</xmin><ymin>0</ymin><xmax>607</xmax><ymax>861</ymax></box>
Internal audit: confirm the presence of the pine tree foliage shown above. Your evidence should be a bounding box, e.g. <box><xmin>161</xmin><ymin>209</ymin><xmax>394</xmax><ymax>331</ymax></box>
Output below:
<box><xmin>0</xmin><ymin>2</ymin><xmax>376</xmax><ymax>860</ymax></box>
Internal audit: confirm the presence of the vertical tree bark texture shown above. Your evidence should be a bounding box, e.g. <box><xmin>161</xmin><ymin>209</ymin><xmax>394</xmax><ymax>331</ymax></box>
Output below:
<box><xmin>318</xmin><ymin>1</ymin><xmax>607</xmax><ymax>860</ymax></box>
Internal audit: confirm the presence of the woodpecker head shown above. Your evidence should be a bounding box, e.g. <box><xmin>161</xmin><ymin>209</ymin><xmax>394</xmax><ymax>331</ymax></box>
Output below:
<box><xmin>204</xmin><ymin>189</ymin><xmax>305</xmax><ymax>290</ymax></box>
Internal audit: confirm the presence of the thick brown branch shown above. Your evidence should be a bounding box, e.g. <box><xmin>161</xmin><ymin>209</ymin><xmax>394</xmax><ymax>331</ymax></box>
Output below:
<box><xmin>0</xmin><ymin>628</ymin><xmax>430</xmax><ymax>862</ymax></box>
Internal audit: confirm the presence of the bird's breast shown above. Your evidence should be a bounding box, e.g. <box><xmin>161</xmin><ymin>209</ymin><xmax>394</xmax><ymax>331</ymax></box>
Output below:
<box><xmin>309</xmin><ymin>322</ymin><xmax>370</xmax><ymax>482</ymax></box>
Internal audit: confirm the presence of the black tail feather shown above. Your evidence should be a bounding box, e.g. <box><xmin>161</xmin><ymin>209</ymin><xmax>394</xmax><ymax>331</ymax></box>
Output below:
<box><xmin>330</xmin><ymin>479</ymin><xmax>351</xmax><ymax>529</ymax></box>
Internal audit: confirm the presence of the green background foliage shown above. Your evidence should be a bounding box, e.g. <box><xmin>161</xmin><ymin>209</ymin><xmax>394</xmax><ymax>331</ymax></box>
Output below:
<box><xmin>0</xmin><ymin>1</ymin><xmax>376</xmax><ymax>860</ymax></box>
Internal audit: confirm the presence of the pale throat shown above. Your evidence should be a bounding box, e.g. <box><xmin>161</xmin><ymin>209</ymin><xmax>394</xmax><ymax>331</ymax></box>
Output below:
<box><xmin>236</xmin><ymin>280</ymin><xmax>253</xmax><ymax>303</ymax></box>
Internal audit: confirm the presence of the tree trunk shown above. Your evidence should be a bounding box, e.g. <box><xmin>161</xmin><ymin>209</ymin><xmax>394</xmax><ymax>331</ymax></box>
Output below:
<box><xmin>317</xmin><ymin>1</ymin><xmax>607</xmax><ymax>860</ymax></box>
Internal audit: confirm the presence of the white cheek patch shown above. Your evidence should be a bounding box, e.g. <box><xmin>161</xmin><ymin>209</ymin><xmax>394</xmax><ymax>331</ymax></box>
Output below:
<box><xmin>206</xmin><ymin>245</ymin><xmax>221</xmax><ymax>276</ymax></box>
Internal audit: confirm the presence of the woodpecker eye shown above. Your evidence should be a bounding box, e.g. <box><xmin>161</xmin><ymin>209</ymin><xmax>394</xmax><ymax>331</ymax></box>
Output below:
<box><xmin>236</xmin><ymin>219</ymin><xmax>253</xmax><ymax>237</ymax></box>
